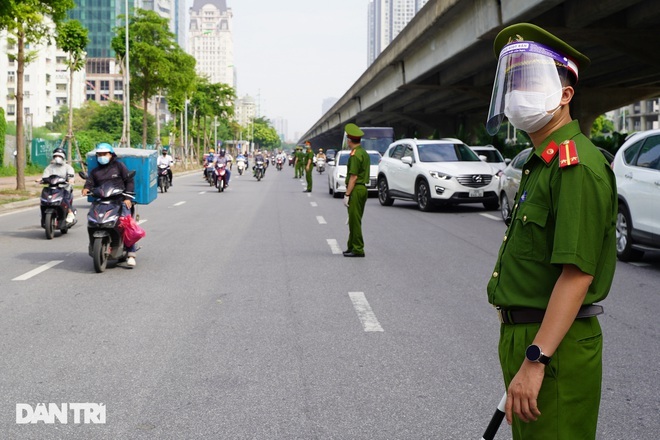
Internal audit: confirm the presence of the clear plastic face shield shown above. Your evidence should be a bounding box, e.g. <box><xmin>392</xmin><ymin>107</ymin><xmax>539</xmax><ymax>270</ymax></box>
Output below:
<box><xmin>486</xmin><ymin>41</ymin><xmax>576</xmax><ymax>135</ymax></box>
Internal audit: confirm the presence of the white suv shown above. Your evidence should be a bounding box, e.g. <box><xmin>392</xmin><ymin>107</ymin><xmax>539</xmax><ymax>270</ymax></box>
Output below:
<box><xmin>377</xmin><ymin>139</ymin><xmax>499</xmax><ymax>211</ymax></box>
<box><xmin>612</xmin><ymin>130</ymin><xmax>660</xmax><ymax>261</ymax></box>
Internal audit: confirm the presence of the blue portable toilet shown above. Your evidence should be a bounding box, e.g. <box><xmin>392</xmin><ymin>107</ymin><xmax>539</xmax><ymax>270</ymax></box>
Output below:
<box><xmin>86</xmin><ymin>148</ymin><xmax>158</xmax><ymax>205</ymax></box>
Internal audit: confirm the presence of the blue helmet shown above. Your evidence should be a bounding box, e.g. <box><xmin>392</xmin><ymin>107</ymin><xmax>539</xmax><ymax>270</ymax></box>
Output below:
<box><xmin>96</xmin><ymin>142</ymin><xmax>115</xmax><ymax>154</ymax></box>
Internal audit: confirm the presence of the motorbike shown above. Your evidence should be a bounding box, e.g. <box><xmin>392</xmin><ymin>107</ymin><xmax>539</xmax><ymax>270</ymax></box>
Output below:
<box><xmin>39</xmin><ymin>174</ymin><xmax>76</xmax><ymax>239</ymax></box>
<box><xmin>254</xmin><ymin>160</ymin><xmax>265</xmax><ymax>181</ymax></box>
<box><xmin>158</xmin><ymin>164</ymin><xmax>170</xmax><ymax>193</ymax></box>
<box><xmin>203</xmin><ymin>163</ymin><xmax>215</xmax><ymax>186</ymax></box>
<box><xmin>81</xmin><ymin>171</ymin><xmax>137</xmax><ymax>273</ymax></box>
<box><xmin>276</xmin><ymin>157</ymin><xmax>283</xmax><ymax>171</ymax></box>
<box><xmin>236</xmin><ymin>159</ymin><xmax>246</xmax><ymax>176</ymax></box>
<box><xmin>316</xmin><ymin>158</ymin><xmax>326</xmax><ymax>174</ymax></box>
<box><xmin>214</xmin><ymin>162</ymin><xmax>228</xmax><ymax>192</ymax></box>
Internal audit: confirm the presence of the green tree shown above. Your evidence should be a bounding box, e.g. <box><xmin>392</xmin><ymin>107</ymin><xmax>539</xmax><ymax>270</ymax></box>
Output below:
<box><xmin>55</xmin><ymin>18</ymin><xmax>88</xmax><ymax>163</ymax></box>
<box><xmin>250</xmin><ymin>117</ymin><xmax>281</xmax><ymax>151</ymax></box>
<box><xmin>112</xmin><ymin>9</ymin><xmax>178</xmax><ymax>148</ymax></box>
<box><xmin>0</xmin><ymin>0</ymin><xmax>74</xmax><ymax>189</ymax></box>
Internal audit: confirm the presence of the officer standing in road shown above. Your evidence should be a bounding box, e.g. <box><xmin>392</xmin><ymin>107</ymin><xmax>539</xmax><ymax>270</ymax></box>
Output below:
<box><xmin>343</xmin><ymin>123</ymin><xmax>370</xmax><ymax>258</ymax></box>
<box><xmin>294</xmin><ymin>146</ymin><xmax>304</xmax><ymax>179</ymax></box>
<box><xmin>485</xmin><ymin>23</ymin><xmax>617</xmax><ymax>439</ymax></box>
<box><xmin>303</xmin><ymin>141</ymin><xmax>314</xmax><ymax>192</ymax></box>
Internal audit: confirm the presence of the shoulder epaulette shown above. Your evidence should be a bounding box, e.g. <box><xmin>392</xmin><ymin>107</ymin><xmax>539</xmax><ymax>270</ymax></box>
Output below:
<box><xmin>558</xmin><ymin>140</ymin><xmax>579</xmax><ymax>168</ymax></box>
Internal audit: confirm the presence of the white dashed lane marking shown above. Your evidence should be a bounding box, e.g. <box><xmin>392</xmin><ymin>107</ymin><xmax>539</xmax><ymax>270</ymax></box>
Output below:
<box><xmin>173</xmin><ymin>201</ymin><xmax>186</xmax><ymax>207</ymax></box>
<box><xmin>326</xmin><ymin>239</ymin><xmax>342</xmax><ymax>254</ymax></box>
<box><xmin>13</xmin><ymin>260</ymin><xmax>64</xmax><ymax>281</ymax></box>
<box><xmin>479</xmin><ymin>213</ymin><xmax>502</xmax><ymax>221</ymax></box>
<box><xmin>310</xmin><ymin>202</ymin><xmax>318</xmax><ymax>207</ymax></box>
<box><xmin>316</xmin><ymin>216</ymin><xmax>327</xmax><ymax>224</ymax></box>
<box><xmin>349</xmin><ymin>292</ymin><xmax>384</xmax><ymax>332</ymax></box>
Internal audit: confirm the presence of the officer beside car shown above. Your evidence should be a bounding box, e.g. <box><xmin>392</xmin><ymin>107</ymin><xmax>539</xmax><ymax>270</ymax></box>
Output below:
<box><xmin>484</xmin><ymin>23</ymin><xmax>617</xmax><ymax>440</ymax></box>
<box><xmin>343</xmin><ymin>123</ymin><xmax>370</xmax><ymax>258</ymax></box>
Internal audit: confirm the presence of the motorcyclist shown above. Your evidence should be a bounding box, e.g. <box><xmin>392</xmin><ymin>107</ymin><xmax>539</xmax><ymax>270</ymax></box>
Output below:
<box><xmin>253</xmin><ymin>150</ymin><xmax>266</xmax><ymax>177</ymax></box>
<box><xmin>203</xmin><ymin>149</ymin><xmax>215</xmax><ymax>178</ymax></box>
<box><xmin>213</xmin><ymin>148</ymin><xmax>231</xmax><ymax>188</ymax></box>
<box><xmin>82</xmin><ymin>143</ymin><xmax>138</xmax><ymax>267</ymax></box>
<box><xmin>275</xmin><ymin>150</ymin><xmax>287</xmax><ymax>167</ymax></box>
<box><xmin>157</xmin><ymin>146</ymin><xmax>175</xmax><ymax>186</ymax></box>
<box><xmin>316</xmin><ymin>148</ymin><xmax>327</xmax><ymax>162</ymax></box>
<box><xmin>40</xmin><ymin>147</ymin><xmax>76</xmax><ymax>223</ymax></box>
<box><xmin>225</xmin><ymin>151</ymin><xmax>234</xmax><ymax>170</ymax></box>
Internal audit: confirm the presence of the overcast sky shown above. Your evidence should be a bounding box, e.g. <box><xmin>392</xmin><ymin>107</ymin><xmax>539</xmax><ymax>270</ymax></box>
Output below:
<box><xmin>230</xmin><ymin>1</ymin><xmax>369</xmax><ymax>141</ymax></box>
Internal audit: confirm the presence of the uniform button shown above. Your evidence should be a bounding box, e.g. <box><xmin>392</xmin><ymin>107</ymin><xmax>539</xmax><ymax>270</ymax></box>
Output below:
<box><xmin>524</xmin><ymin>169</ymin><xmax>530</xmax><ymax>175</ymax></box>
<box><xmin>493</xmin><ymin>271</ymin><xmax>499</xmax><ymax>278</ymax></box>
<box><xmin>514</xmin><ymin>204</ymin><xmax>518</xmax><ymax>210</ymax></box>
<box><xmin>503</xmin><ymin>235</ymin><xmax>507</xmax><ymax>242</ymax></box>
<box><xmin>523</xmin><ymin>215</ymin><xmax>527</xmax><ymax>222</ymax></box>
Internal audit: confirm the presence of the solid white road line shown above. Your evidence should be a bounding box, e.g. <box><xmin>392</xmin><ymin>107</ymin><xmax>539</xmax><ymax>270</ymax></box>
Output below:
<box><xmin>173</xmin><ymin>201</ymin><xmax>186</xmax><ymax>207</ymax></box>
<box><xmin>13</xmin><ymin>260</ymin><xmax>64</xmax><ymax>281</ymax></box>
<box><xmin>326</xmin><ymin>239</ymin><xmax>342</xmax><ymax>254</ymax></box>
<box><xmin>310</xmin><ymin>202</ymin><xmax>318</xmax><ymax>207</ymax></box>
<box><xmin>480</xmin><ymin>213</ymin><xmax>502</xmax><ymax>221</ymax></box>
<box><xmin>349</xmin><ymin>292</ymin><xmax>384</xmax><ymax>332</ymax></box>
<box><xmin>316</xmin><ymin>216</ymin><xmax>327</xmax><ymax>224</ymax></box>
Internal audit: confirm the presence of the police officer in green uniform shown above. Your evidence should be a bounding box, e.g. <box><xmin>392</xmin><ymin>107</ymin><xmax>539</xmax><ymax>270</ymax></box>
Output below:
<box><xmin>303</xmin><ymin>141</ymin><xmax>314</xmax><ymax>192</ymax></box>
<box><xmin>294</xmin><ymin>146</ymin><xmax>305</xmax><ymax>179</ymax></box>
<box><xmin>485</xmin><ymin>24</ymin><xmax>617</xmax><ymax>440</ymax></box>
<box><xmin>343</xmin><ymin>123</ymin><xmax>370</xmax><ymax>257</ymax></box>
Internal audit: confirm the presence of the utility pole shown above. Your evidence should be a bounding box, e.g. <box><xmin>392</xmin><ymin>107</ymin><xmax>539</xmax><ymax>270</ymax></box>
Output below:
<box><xmin>121</xmin><ymin>0</ymin><xmax>131</xmax><ymax>148</ymax></box>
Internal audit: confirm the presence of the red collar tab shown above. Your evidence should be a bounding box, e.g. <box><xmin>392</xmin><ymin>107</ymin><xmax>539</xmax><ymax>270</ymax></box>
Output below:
<box><xmin>558</xmin><ymin>140</ymin><xmax>579</xmax><ymax>168</ymax></box>
<box><xmin>540</xmin><ymin>141</ymin><xmax>559</xmax><ymax>164</ymax></box>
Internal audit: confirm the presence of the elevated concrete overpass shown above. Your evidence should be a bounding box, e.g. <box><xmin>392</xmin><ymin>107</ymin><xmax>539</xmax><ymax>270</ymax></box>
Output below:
<box><xmin>302</xmin><ymin>0</ymin><xmax>660</xmax><ymax>148</ymax></box>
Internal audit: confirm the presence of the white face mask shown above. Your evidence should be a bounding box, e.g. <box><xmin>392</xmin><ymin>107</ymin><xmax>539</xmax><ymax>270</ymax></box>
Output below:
<box><xmin>54</xmin><ymin>157</ymin><xmax>64</xmax><ymax>165</ymax></box>
<box><xmin>504</xmin><ymin>89</ymin><xmax>562</xmax><ymax>133</ymax></box>
<box><xmin>98</xmin><ymin>155</ymin><xmax>110</xmax><ymax>165</ymax></box>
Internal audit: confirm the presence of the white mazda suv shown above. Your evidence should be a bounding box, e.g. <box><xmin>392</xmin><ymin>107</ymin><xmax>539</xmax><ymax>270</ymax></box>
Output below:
<box><xmin>377</xmin><ymin>139</ymin><xmax>499</xmax><ymax>211</ymax></box>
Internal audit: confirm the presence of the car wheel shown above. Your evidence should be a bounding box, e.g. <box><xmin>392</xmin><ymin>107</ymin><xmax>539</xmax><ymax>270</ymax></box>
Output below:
<box><xmin>499</xmin><ymin>192</ymin><xmax>510</xmax><ymax>221</ymax></box>
<box><xmin>416</xmin><ymin>179</ymin><xmax>433</xmax><ymax>212</ymax></box>
<box><xmin>378</xmin><ymin>177</ymin><xmax>394</xmax><ymax>206</ymax></box>
<box><xmin>616</xmin><ymin>204</ymin><xmax>644</xmax><ymax>261</ymax></box>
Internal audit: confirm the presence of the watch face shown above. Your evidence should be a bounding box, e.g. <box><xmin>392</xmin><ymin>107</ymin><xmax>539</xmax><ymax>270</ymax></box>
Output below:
<box><xmin>526</xmin><ymin>344</ymin><xmax>541</xmax><ymax>362</ymax></box>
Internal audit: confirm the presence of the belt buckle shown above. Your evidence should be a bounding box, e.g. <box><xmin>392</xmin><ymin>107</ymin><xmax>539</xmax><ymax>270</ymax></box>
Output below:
<box><xmin>496</xmin><ymin>307</ymin><xmax>505</xmax><ymax>324</ymax></box>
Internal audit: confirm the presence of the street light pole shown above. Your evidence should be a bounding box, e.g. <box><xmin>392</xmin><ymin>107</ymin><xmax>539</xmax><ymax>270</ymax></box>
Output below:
<box><xmin>124</xmin><ymin>0</ymin><xmax>131</xmax><ymax>148</ymax></box>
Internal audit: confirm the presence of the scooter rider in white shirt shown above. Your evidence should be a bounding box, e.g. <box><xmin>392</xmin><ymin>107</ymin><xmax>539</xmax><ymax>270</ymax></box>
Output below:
<box><xmin>157</xmin><ymin>147</ymin><xmax>175</xmax><ymax>186</ymax></box>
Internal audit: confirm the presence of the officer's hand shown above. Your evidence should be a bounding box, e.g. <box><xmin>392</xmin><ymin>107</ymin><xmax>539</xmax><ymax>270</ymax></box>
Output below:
<box><xmin>343</xmin><ymin>195</ymin><xmax>350</xmax><ymax>208</ymax></box>
<box><xmin>505</xmin><ymin>361</ymin><xmax>544</xmax><ymax>424</ymax></box>
<box><xmin>124</xmin><ymin>199</ymin><xmax>132</xmax><ymax>209</ymax></box>
<box><xmin>82</xmin><ymin>188</ymin><xmax>90</xmax><ymax>196</ymax></box>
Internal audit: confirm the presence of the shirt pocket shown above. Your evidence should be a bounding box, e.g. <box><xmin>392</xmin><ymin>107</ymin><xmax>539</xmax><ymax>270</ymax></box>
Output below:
<box><xmin>512</xmin><ymin>201</ymin><xmax>549</xmax><ymax>262</ymax></box>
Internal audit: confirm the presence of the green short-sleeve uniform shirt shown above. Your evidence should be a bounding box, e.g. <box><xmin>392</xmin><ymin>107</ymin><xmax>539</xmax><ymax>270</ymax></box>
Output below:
<box><xmin>345</xmin><ymin>146</ymin><xmax>370</xmax><ymax>185</ymax></box>
<box><xmin>487</xmin><ymin>120</ymin><xmax>617</xmax><ymax>309</ymax></box>
<box><xmin>305</xmin><ymin>150</ymin><xmax>314</xmax><ymax>166</ymax></box>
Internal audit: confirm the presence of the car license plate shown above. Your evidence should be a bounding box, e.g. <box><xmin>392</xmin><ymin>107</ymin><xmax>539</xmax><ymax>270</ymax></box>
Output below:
<box><xmin>469</xmin><ymin>189</ymin><xmax>483</xmax><ymax>198</ymax></box>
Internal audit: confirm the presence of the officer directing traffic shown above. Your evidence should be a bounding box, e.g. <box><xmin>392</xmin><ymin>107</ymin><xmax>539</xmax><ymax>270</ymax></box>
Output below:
<box><xmin>343</xmin><ymin>123</ymin><xmax>370</xmax><ymax>258</ymax></box>
<box><xmin>485</xmin><ymin>23</ymin><xmax>617</xmax><ymax>439</ymax></box>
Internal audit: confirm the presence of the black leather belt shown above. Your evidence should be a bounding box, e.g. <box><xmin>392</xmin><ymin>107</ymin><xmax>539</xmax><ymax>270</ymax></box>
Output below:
<box><xmin>497</xmin><ymin>304</ymin><xmax>603</xmax><ymax>325</ymax></box>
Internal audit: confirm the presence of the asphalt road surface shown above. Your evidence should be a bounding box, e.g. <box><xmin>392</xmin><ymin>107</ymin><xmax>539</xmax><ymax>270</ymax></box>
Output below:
<box><xmin>1</xmin><ymin>165</ymin><xmax>658</xmax><ymax>439</ymax></box>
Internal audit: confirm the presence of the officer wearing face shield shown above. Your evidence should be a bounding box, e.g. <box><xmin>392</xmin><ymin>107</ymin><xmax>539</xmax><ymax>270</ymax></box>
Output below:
<box><xmin>485</xmin><ymin>24</ymin><xmax>617</xmax><ymax>440</ymax></box>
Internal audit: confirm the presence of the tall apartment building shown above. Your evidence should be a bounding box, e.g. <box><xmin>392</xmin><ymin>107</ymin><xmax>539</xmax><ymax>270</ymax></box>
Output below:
<box><xmin>611</xmin><ymin>99</ymin><xmax>660</xmax><ymax>133</ymax></box>
<box><xmin>68</xmin><ymin>0</ymin><xmax>139</xmax><ymax>109</ymax></box>
<box><xmin>234</xmin><ymin>95</ymin><xmax>256</xmax><ymax>127</ymax></box>
<box><xmin>367</xmin><ymin>0</ymin><xmax>429</xmax><ymax>65</ymax></box>
<box><xmin>187</xmin><ymin>0</ymin><xmax>235</xmax><ymax>88</ymax></box>
<box><xmin>0</xmin><ymin>27</ymin><xmax>86</xmax><ymax>128</ymax></box>
<box><xmin>271</xmin><ymin>117</ymin><xmax>288</xmax><ymax>143</ymax></box>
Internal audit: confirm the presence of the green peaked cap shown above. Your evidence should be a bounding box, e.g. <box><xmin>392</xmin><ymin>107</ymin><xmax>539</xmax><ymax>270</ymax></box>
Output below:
<box><xmin>493</xmin><ymin>23</ymin><xmax>590</xmax><ymax>72</ymax></box>
<box><xmin>344</xmin><ymin>123</ymin><xmax>364</xmax><ymax>138</ymax></box>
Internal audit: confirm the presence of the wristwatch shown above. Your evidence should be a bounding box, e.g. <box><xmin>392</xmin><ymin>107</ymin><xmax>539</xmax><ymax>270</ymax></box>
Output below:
<box><xmin>525</xmin><ymin>344</ymin><xmax>551</xmax><ymax>365</ymax></box>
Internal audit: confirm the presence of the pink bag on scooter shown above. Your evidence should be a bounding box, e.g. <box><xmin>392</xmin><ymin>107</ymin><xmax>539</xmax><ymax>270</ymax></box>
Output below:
<box><xmin>119</xmin><ymin>216</ymin><xmax>146</xmax><ymax>247</ymax></box>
